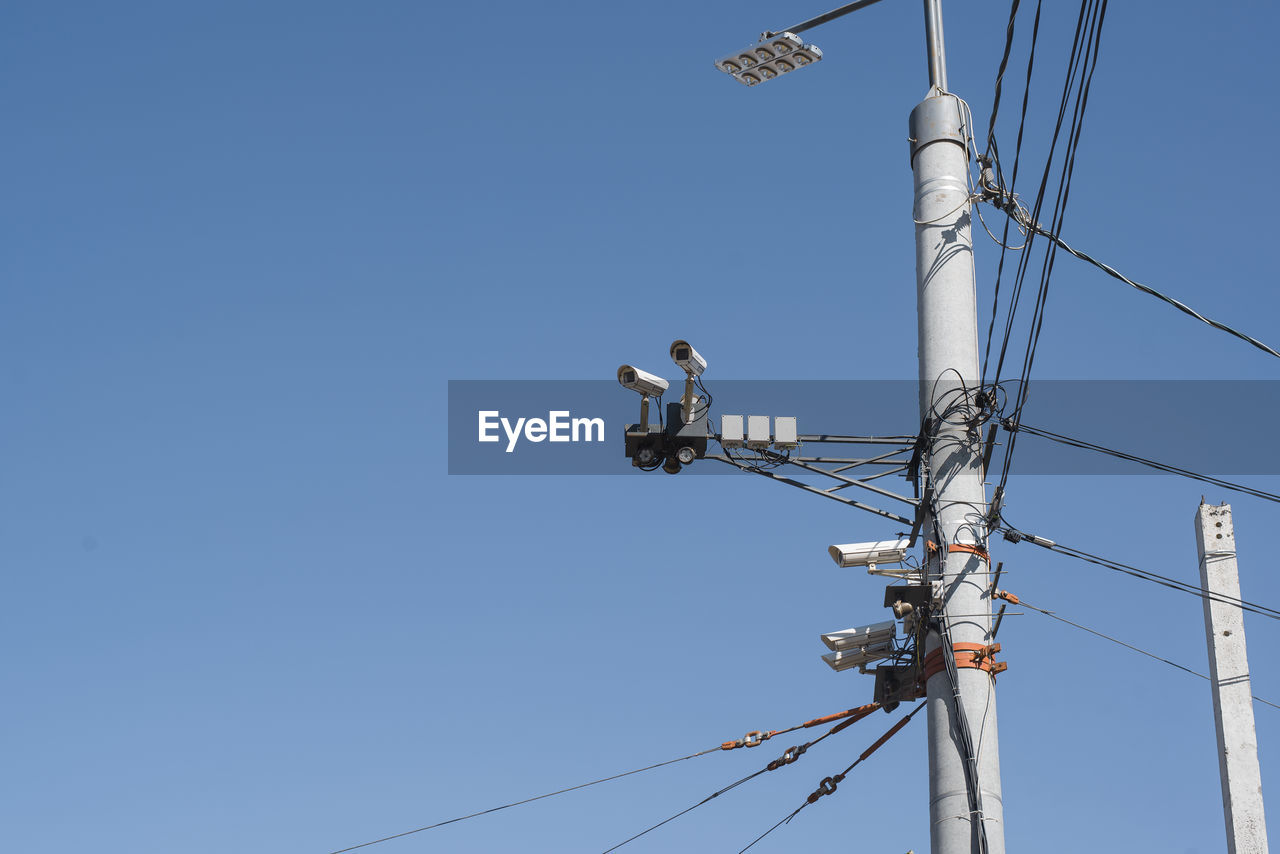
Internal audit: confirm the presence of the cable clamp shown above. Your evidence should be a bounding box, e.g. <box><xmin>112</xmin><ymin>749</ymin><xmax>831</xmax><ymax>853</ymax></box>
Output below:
<box><xmin>767</xmin><ymin>743</ymin><xmax>808</xmax><ymax>771</ymax></box>
<box><xmin>806</xmin><ymin>774</ymin><xmax>845</xmax><ymax>804</ymax></box>
<box><xmin>721</xmin><ymin>729</ymin><xmax>774</xmax><ymax>751</ymax></box>
<box><xmin>994</xmin><ymin>589</ymin><xmax>1020</xmax><ymax>605</ymax></box>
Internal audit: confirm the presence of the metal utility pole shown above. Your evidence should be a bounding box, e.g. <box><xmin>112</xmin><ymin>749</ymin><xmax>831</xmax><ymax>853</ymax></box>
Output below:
<box><xmin>911</xmin><ymin>1</ymin><xmax>1005</xmax><ymax>851</ymax></box>
<box><xmin>1195</xmin><ymin>502</ymin><xmax>1270</xmax><ymax>854</ymax></box>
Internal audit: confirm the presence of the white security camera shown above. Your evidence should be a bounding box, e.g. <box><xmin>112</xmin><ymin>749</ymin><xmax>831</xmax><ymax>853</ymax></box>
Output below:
<box><xmin>669</xmin><ymin>340</ymin><xmax>707</xmax><ymax>378</ymax></box>
<box><xmin>820</xmin><ymin>619</ymin><xmax>896</xmax><ymax>651</ymax></box>
<box><xmin>819</xmin><ymin>620</ymin><xmax>897</xmax><ymax>672</ymax></box>
<box><xmin>827</xmin><ymin>538</ymin><xmax>912</xmax><ymax>569</ymax></box>
<box><xmin>617</xmin><ymin>365</ymin><xmax>669</xmax><ymax>397</ymax></box>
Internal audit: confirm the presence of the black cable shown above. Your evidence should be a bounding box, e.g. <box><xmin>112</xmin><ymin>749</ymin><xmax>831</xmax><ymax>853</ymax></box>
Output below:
<box><xmin>1011</xmin><ymin>0</ymin><xmax>1107</xmax><ymax>402</ymax></box>
<box><xmin>996</xmin><ymin>0</ymin><xmax>1108</xmax><ymax>496</ymax></box>
<box><xmin>325</xmin><ymin>746</ymin><xmax>721</xmax><ymax>854</ymax></box>
<box><xmin>990</xmin><ymin>0</ymin><xmax>1084</xmax><ymax>397</ymax></box>
<box><xmin>937</xmin><ymin>591</ymin><xmax>990</xmax><ymax>853</ymax></box>
<box><xmin>1001</xmin><ymin>527</ymin><xmax>1280</xmax><ymax>621</ymax></box>
<box><xmin>737</xmin><ymin>703</ymin><xmax>927</xmax><ymax>853</ymax></box>
<box><xmin>601</xmin><ymin>715</ymin><xmax>862</xmax><ymax>853</ymax></box>
<box><xmin>601</xmin><ymin>767</ymin><xmax>769</xmax><ymax>854</ymax></box>
<box><xmin>982</xmin><ymin>0</ymin><xmax>1042</xmax><ymax>387</ymax></box>
<box><xmin>1015</xmin><ymin>595</ymin><xmax>1280</xmax><ymax>711</ymax></box>
<box><xmin>1010</xmin><ymin>0</ymin><xmax>1103</xmax><ymax>408</ymax></box>
<box><xmin>1006</xmin><ymin>421</ymin><xmax>1280</xmax><ymax>504</ymax></box>
<box><xmin>983</xmin><ymin>0</ymin><xmax>1022</xmax><ymax>181</ymax></box>
<box><xmin>916</xmin><ymin>480</ymin><xmax>991</xmax><ymax>853</ymax></box>
<box><xmin>1009</xmin><ymin>218</ymin><xmax>1280</xmax><ymax>360</ymax></box>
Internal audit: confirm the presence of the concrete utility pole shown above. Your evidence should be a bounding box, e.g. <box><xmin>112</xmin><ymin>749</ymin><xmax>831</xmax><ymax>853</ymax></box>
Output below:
<box><xmin>1195</xmin><ymin>502</ymin><xmax>1270</xmax><ymax>854</ymax></box>
<box><xmin>911</xmin><ymin>1</ymin><xmax>1005</xmax><ymax>851</ymax></box>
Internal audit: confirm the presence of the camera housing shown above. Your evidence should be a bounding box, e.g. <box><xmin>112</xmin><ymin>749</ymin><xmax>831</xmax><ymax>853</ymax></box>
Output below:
<box><xmin>669</xmin><ymin>339</ymin><xmax>707</xmax><ymax>377</ymax></box>
<box><xmin>617</xmin><ymin>365</ymin><xmax>670</xmax><ymax>398</ymax></box>
<box><xmin>827</xmin><ymin>538</ymin><xmax>912</xmax><ymax>569</ymax></box>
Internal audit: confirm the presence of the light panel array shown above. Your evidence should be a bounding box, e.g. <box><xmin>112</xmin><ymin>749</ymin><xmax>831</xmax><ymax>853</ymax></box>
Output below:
<box><xmin>714</xmin><ymin>32</ymin><xmax>823</xmax><ymax>86</ymax></box>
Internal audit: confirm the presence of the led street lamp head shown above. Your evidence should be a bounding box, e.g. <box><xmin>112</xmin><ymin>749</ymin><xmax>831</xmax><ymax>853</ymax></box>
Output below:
<box><xmin>617</xmin><ymin>365</ymin><xmax>669</xmax><ymax>398</ymax></box>
<box><xmin>714</xmin><ymin>32</ymin><xmax>822</xmax><ymax>86</ymax></box>
<box><xmin>828</xmin><ymin>538</ymin><xmax>912</xmax><ymax>569</ymax></box>
<box><xmin>669</xmin><ymin>340</ymin><xmax>707</xmax><ymax>378</ymax></box>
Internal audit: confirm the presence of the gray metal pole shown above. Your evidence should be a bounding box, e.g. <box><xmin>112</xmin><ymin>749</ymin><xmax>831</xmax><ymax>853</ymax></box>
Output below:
<box><xmin>1195</xmin><ymin>502</ymin><xmax>1270</xmax><ymax>854</ymax></box>
<box><xmin>911</xmin><ymin>2</ymin><xmax>1005</xmax><ymax>851</ymax></box>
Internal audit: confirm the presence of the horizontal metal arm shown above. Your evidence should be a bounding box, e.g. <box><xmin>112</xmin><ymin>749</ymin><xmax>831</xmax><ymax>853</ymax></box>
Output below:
<box><xmin>795</xmin><ymin>434</ymin><xmax>917</xmax><ymax>445</ymax></box>
<box><xmin>707</xmin><ymin>455</ymin><xmax>913</xmax><ymax>525</ymax></box>
<box><xmin>768</xmin><ymin>0</ymin><xmax>892</xmax><ymax>37</ymax></box>
<box><xmin>782</xmin><ymin>457</ymin><xmax>918</xmax><ymax>507</ymax></box>
<box><xmin>792</xmin><ymin>456</ymin><xmax>911</xmax><ymax>465</ymax></box>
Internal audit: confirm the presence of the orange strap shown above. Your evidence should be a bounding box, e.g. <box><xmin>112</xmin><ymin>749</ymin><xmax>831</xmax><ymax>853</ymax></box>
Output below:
<box><xmin>948</xmin><ymin>543</ymin><xmax>991</xmax><ymax>562</ymax></box>
<box><xmin>801</xmin><ymin>702</ymin><xmax>880</xmax><ymax>729</ymax></box>
<box><xmin>921</xmin><ymin>642</ymin><xmax>1007</xmax><ymax>682</ymax></box>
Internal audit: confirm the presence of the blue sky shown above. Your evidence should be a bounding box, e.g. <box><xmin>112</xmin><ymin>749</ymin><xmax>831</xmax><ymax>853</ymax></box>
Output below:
<box><xmin>4</xmin><ymin>1</ymin><xmax>1278</xmax><ymax>852</ymax></box>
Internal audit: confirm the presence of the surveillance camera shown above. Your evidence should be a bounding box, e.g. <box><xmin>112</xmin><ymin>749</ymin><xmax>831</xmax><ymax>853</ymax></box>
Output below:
<box><xmin>820</xmin><ymin>620</ymin><xmax>896</xmax><ymax>652</ymax></box>
<box><xmin>617</xmin><ymin>365</ymin><xmax>670</xmax><ymax>397</ymax></box>
<box><xmin>821</xmin><ymin>645</ymin><xmax>894</xmax><ymax>673</ymax></box>
<box><xmin>819</xmin><ymin>619</ymin><xmax>897</xmax><ymax>673</ymax></box>
<box><xmin>662</xmin><ymin>457</ymin><xmax>683</xmax><ymax>474</ymax></box>
<box><xmin>827</xmin><ymin>538</ymin><xmax>912</xmax><ymax>569</ymax></box>
<box><xmin>669</xmin><ymin>340</ymin><xmax>707</xmax><ymax>378</ymax></box>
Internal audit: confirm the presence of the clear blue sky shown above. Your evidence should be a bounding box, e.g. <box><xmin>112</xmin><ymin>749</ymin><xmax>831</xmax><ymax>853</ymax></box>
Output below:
<box><xmin>3</xmin><ymin>2</ymin><xmax>1278</xmax><ymax>852</ymax></box>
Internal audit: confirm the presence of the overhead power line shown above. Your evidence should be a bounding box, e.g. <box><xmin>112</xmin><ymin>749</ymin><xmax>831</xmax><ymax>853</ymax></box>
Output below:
<box><xmin>990</xmin><ymin>0</ymin><xmax>1109</xmax><ymax>497</ymax></box>
<box><xmin>996</xmin><ymin>591</ymin><xmax>1280</xmax><ymax>712</ymax></box>
<box><xmin>602</xmin><ymin>706</ymin><xmax>879</xmax><ymax>854</ymax></box>
<box><xmin>738</xmin><ymin>702</ymin><xmax>926</xmax><ymax>853</ymax></box>
<box><xmin>1000</xmin><ymin>527</ymin><xmax>1280</xmax><ymax>622</ymax></box>
<box><xmin>327</xmin><ymin>704</ymin><xmax>882</xmax><ymax>854</ymax></box>
<box><xmin>1004</xmin><ymin>215</ymin><xmax>1280</xmax><ymax>360</ymax></box>
<box><xmin>1005</xmin><ymin>421</ymin><xmax>1280</xmax><ymax>504</ymax></box>
<box><xmin>325</xmin><ymin>746</ymin><xmax>720</xmax><ymax>854</ymax></box>
<box><xmin>981</xmin><ymin>0</ymin><xmax>1042</xmax><ymax>386</ymax></box>
<box><xmin>983</xmin><ymin>0</ymin><xmax>1022</xmax><ymax>158</ymax></box>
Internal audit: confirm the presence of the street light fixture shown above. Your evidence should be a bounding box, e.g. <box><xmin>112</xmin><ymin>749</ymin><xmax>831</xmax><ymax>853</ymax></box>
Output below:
<box><xmin>714</xmin><ymin>32</ymin><xmax>823</xmax><ymax>86</ymax></box>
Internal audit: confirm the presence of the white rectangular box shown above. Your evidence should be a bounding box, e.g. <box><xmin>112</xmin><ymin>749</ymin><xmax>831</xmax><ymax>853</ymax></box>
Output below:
<box><xmin>746</xmin><ymin>415</ymin><xmax>771</xmax><ymax>449</ymax></box>
<box><xmin>720</xmin><ymin>415</ymin><xmax>744</xmax><ymax>448</ymax></box>
<box><xmin>773</xmin><ymin>416</ymin><xmax>798</xmax><ymax>449</ymax></box>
